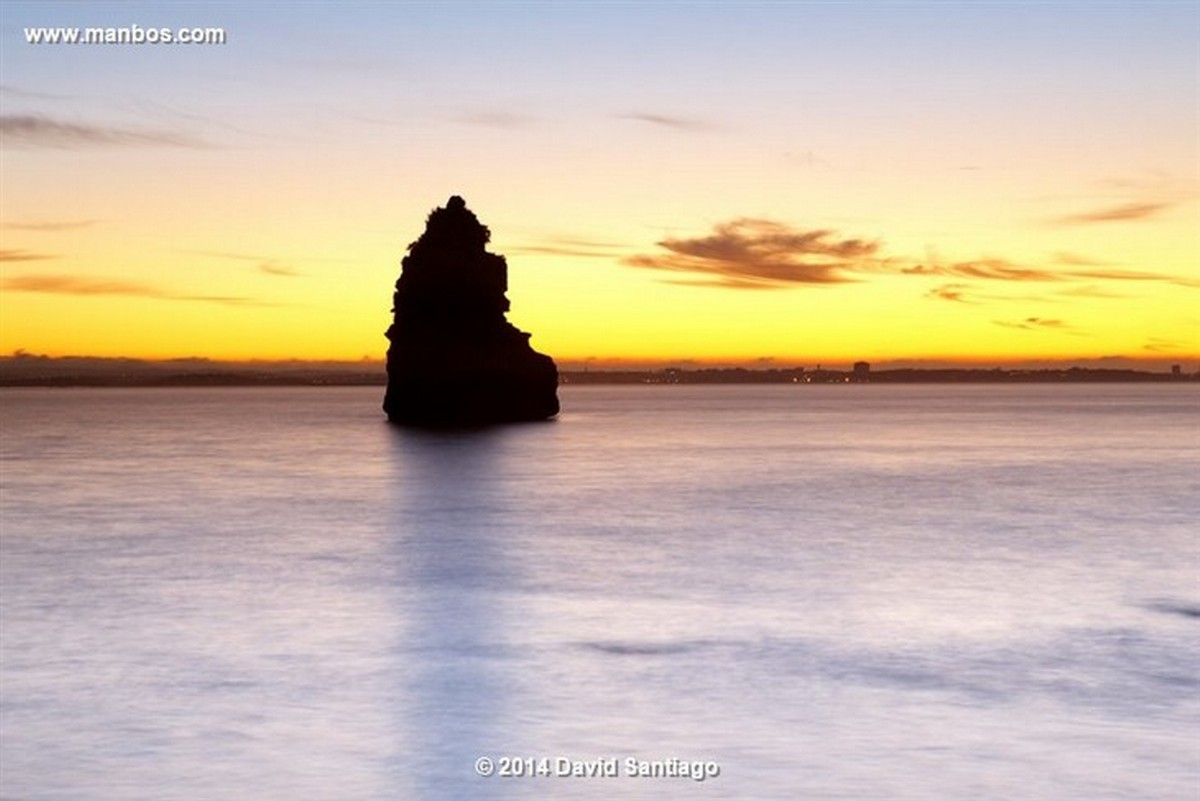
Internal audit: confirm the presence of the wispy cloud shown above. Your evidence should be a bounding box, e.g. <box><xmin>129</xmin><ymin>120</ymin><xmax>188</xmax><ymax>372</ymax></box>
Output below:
<box><xmin>451</xmin><ymin>110</ymin><xmax>535</xmax><ymax>128</ymax></box>
<box><xmin>3</xmin><ymin>273</ymin><xmax>261</xmax><ymax>305</ymax></box>
<box><xmin>190</xmin><ymin>250</ymin><xmax>305</xmax><ymax>277</ymax></box>
<box><xmin>993</xmin><ymin>317</ymin><xmax>1084</xmax><ymax>335</ymax></box>
<box><xmin>258</xmin><ymin>261</ymin><xmax>302</xmax><ymax>277</ymax></box>
<box><xmin>510</xmin><ymin>237</ymin><xmax>629</xmax><ymax>259</ymax></box>
<box><xmin>5</xmin><ymin>274</ymin><xmax>166</xmax><ymax>296</ymax></box>
<box><xmin>0</xmin><ymin>84</ymin><xmax>72</xmax><ymax>101</ymax></box>
<box><xmin>3</xmin><ymin>220</ymin><xmax>96</xmax><ymax>232</ymax></box>
<box><xmin>925</xmin><ymin>282</ymin><xmax>1056</xmax><ymax>305</ymax></box>
<box><xmin>1055</xmin><ymin>284</ymin><xmax>1130</xmax><ymax>299</ymax></box>
<box><xmin>0</xmin><ymin>249</ymin><xmax>56</xmax><ymax>262</ymax></box>
<box><xmin>1051</xmin><ymin>201</ymin><xmax>1173</xmax><ymax>225</ymax></box>
<box><xmin>1053</xmin><ymin>251</ymin><xmax>1114</xmax><ymax>267</ymax></box>
<box><xmin>1074</xmin><ymin>268</ymin><xmax>1200</xmax><ymax>286</ymax></box>
<box><xmin>909</xmin><ymin>259</ymin><xmax>1197</xmax><ymax>288</ymax></box>
<box><xmin>621</xmin><ymin>111</ymin><xmax>716</xmax><ymax>131</ymax></box>
<box><xmin>0</xmin><ymin>114</ymin><xmax>209</xmax><ymax>149</ymax></box>
<box><xmin>1143</xmin><ymin>337</ymin><xmax>1188</xmax><ymax>353</ymax></box>
<box><xmin>512</xmin><ymin>245</ymin><xmax>615</xmax><ymax>258</ymax></box>
<box><xmin>926</xmin><ymin>284</ymin><xmax>975</xmax><ymax>303</ymax></box>
<box><xmin>902</xmin><ymin>259</ymin><xmax>1060</xmax><ymax>282</ymax></box>
<box><xmin>624</xmin><ymin>218</ymin><xmax>878</xmax><ymax>288</ymax></box>
<box><xmin>662</xmin><ymin>276</ymin><xmax>787</xmax><ymax>290</ymax></box>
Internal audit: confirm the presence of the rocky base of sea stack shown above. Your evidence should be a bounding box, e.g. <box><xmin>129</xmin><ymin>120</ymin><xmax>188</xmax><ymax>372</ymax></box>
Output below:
<box><xmin>383</xmin><ymin>333</ymin><xmax>559</xmax><ymax>425</ymax></box>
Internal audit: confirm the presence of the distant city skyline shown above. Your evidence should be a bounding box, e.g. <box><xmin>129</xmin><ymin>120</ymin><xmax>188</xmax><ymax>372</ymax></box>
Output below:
<box><xmin>1</xmin><ymin>2</ymin><xmax>1197</xmax><ymax>366</ymax></box>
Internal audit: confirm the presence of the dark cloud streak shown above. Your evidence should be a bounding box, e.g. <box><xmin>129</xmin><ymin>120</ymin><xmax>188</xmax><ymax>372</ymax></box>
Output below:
<box><xmin>451</xmin><ymin>110</ymin><xmax>535</xmax><ymax>128</ymax></box>
<box><xmin>258</xmin><ymin>261</ymin><xmax>302</xmax><ymax>277</ymax></box>
<box><xmin>189</xmin><ymin>250</ymin><xmax>305</xmax><ymax>277</ymax></box>
<box><xmin>1143</xmin><ymin>337</ymin><xmax>1187</xmax><ymax>353</ymax></box>
<box><xmin>993</xmin><ymin>317</ymin><xmax>1082</xmax><ymax>335</ymax></box>
<box><xmin>0</xmin><ymin>85</ymin><xmax>73</xmax><ymax>100</ymax></box>
<box><xmin>622</xmin><ymin>112</ymin><xmax>715</xmax><ymax>131</ymax></box>
<box><xmin>3</xmin><ymin>220</ymin><xmax>96</xmax><ymax>232</ymax></box>
<box><xmin>1</xmin><ymin>114</ymin><xmax>209</xmax><ymax>149</ymax></box>
<box><xmin>903</xmin><ymin>260</ymin><xmax>1061</xmax><ymax>282</ymax></box>
<box><xmin>0</xmin><ymin>249</ymin><xmax>57</xmax><ymax>262</ymax></box>
<box><xmin>1052</xmin><ymin>201</ymin><xmax>1172</xmax><ymax>225</ymax></box>
<box><xmin>1053</xmin><ymin>251</ymin><xmax>1114</xmax><ymax>267</ymax></box>
<box><xmin>511</xmin><ymin>244</ymin><xmax>622</xmax><ymax>258</ymax></box>
<box><xmin>927</xmin><ymin>284</ymin><xmax>975</xmax><ymax>303</ymax></box>
<box><xmin>3</xmin><ymin>273</ymin><xmax>261</xmax><ymax>306</ymax></box>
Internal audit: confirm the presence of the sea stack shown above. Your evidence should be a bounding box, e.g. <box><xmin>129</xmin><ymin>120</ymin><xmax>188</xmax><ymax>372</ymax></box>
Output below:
<box><xmin>383</xmin><ymin>196</ymin><xmax>559</xmax><ymax>425</ymax></box>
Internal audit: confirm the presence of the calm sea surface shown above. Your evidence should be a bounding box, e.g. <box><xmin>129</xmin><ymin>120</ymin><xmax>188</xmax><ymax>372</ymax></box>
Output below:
<box><xmin>1</xmin><ymin>384</ymin><xmax>1197</xmax><ymax>800</ymax></box>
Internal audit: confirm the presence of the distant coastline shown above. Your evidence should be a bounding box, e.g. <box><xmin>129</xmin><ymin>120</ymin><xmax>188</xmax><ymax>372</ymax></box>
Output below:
<box><xmin>1</xmin><ymin>355</ymin><xmax>1194</xmax><ymax>387</ymax></box>
<box><xmin>563</xmin><ymin>366</ymin><xmax>1197</xmax><ymax>385</ymax></box>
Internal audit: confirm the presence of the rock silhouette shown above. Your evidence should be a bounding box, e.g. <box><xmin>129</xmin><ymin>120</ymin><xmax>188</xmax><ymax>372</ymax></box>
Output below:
<box><xmin>383</xmin><ymin>196</ymin><xmax>559</xmax><ymax>425</ymax></box>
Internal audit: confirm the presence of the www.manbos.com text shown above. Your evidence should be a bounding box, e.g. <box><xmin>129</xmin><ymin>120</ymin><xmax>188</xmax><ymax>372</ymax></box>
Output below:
<box><xmin>24</xmin><ymin>25</ymin><xmax>226</xmax><ymax>46</ymax></box>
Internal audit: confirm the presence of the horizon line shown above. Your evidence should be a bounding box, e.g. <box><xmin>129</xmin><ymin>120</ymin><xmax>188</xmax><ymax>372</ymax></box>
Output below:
<box><xmin>2</xmin><ymin>352</ymin><xmax>1196</xmax><ymax>373</ymax></box>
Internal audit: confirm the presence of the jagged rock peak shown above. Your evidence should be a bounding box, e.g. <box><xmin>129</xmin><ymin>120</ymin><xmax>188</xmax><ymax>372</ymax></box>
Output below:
<box><xmin>413</xmin><ymin>194</ymin><xmax>490</xmax><ymax>251</ymax></box>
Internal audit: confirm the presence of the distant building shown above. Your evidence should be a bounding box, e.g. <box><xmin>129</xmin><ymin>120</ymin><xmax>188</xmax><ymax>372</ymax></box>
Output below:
<box><xmin>1172</xmin><ymin>364</ymin><xmax>1182</xmax><ymax>377</ymax></box>
<box><xmin>852</xmin><ymin>361</ymin><xmax>871</xmax><ymax>383</ymax></box>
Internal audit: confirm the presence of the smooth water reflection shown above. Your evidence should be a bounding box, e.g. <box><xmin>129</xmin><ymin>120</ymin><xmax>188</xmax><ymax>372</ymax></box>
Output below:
<box><xmin>1</xmin><ymin>386</ymin><xmax>1196</xmax><ymax>800</ymax></box>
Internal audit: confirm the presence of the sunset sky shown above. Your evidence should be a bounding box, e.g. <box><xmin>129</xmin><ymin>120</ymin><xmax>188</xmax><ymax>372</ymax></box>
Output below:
<box><xmin>1</xmin><ymin>2</ymin><xmax>1197</xmax><ymax>368</ymax></box>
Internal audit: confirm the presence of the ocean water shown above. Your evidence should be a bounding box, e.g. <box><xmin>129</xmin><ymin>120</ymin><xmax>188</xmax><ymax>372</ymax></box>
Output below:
<box><xmin>1</xmin><ymin>384</ymin><xmax>1197</xmax><ymax>800</ymax></box>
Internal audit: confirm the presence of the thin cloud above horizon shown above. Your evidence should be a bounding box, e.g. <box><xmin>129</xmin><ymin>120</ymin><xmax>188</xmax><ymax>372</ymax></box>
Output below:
<box><xmin>258</xmin><ymin>262</ymin><xmax>303</xmax><ymax>277</ymax></box>
<box><xmin>1050</xmin><ymin>201</ymin><xmax>1174</xmax><ymax>225</ymax></box>
<box><xmin>0</xmin><ymin>249</ymin><xmax>57</xmax><ymax>262</ymax></box>
<box><xmin>1143</xmin><ymin>336</ymin><xmax>1189</xmax><ymax>353</ymax></box>
<box><xmin>3</xmin><ymin>220</ymin><xmax>96</xmax><ymax>232</ymax></box>
<box><xmin>621</xmin><ymin>111</ymin><xmax>717</xmax><ymax>131</ymax></box>
<box><xmin>927</xmin><ymin>284</ymin><xmax>974</xmax><ymax>304</ymax></box>
<box><xmin>903</xmin><ymin>259</ymin><xmax>1062</xmax><ymax>282</ymax></box>
<box><xmin>994</xmin><ymin>317</ymin><xmax>1079</xmax><ymax>334</ymax></box>
<box><xmin>451</xmin><ymin>110</ymin><xmax>536</xmax><ymax>129</ymax></box>
<box><xmin>510</xmin><ymin>237</ymin><xmax>630</xmax><ymax>259</ymax></box>
<box><xmin>1053</xmin><ymin>251</ymin><xmax>1115</xmax><ymax>267</ymax></box>
<box><xmin>904</xmin><ymin>260</ymin><xmax>1197</xmax><ymax>287</ymax></box>
<box><xmin>189</xmin><ymin>250</ymin><xmax>306</xmax><ymax>277</ymax></box>
<box><xmin>0</xmin><ymin>114</ymin><xmax>210</xmax><ymax>149</ymax></box>
<box><xmin>0</xmin><ymin>84</ymin><xmax>73</xmax><ymax>101</ymax></box>
<box><xmin>3</xmin><ymin>273</ymin><xmax>262</xmax><ymax>306</ymax></box>
<box><xmin>1055</xmin><ymin>284</ymin><xmax>1130</xmax><ymax>299</ymax></box>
